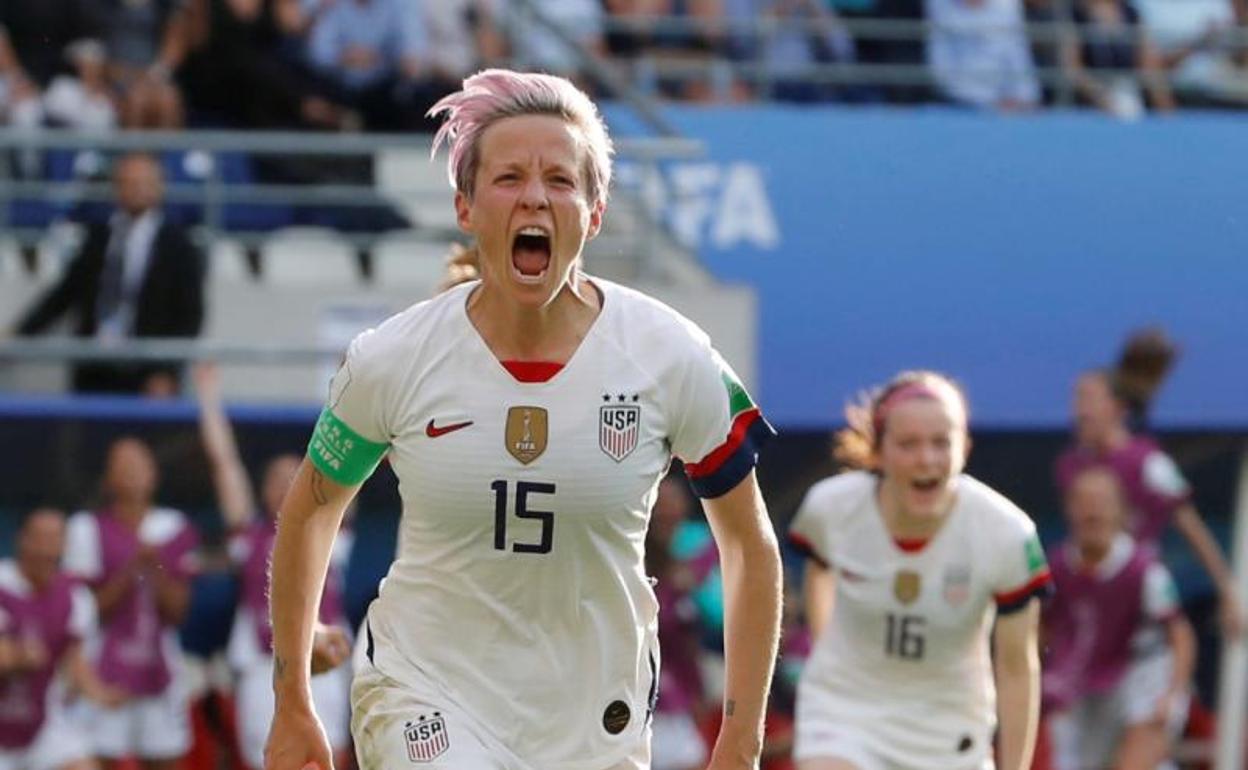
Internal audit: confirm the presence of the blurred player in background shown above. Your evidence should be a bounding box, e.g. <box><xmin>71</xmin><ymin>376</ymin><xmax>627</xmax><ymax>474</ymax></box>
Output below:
<box><xmin>193</xmin><ymin>363</ymin><xmax>353</xmax><ymax>770</ymax></box>
<box><xmin>0</xmin><ymin>507</ymin><xmax>125</xmax><ymax>770</ymax></box>
<box><xmin>789</xmin><ymin>371</ymin><xmax>1050</xmax><ymax>770</ymax></box>
<box><xmin>1055</xmin><ymin>328</ymin><xmax>1243</xmax><ymax>636</ymax></box>
<box><xmin>265</xmin><ymin>69</ymin><xmax>782</xmax><ymax>770</ymax></box>
<box><xmin>1043</xmin><ymin>467</ymin><xmax>1195</xmax><ymax>770</ymax></box>
<box><xmin>62</xmin><ymin>437</ymin><xmax>199</xmax><ymax>770</ymax></box>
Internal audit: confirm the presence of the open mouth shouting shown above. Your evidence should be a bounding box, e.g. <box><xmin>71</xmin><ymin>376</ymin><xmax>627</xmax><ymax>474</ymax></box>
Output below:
<box><xmin>911</xmin><ymin>477</ymin><xmax>943</xmax><ymax>493</ymax></box>
<box><xmin>512</xmin><ymin>226</ymin><xmax>552</xmax><ymax>284</ymax></box>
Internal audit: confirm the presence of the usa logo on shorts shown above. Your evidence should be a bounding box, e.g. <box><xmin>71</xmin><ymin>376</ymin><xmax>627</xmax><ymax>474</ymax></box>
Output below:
<box><xmin>600</xmin><ymin>394</ymin><xmax>641</xmax><ymax>462</ymax></box>
<box><xmin>405</xmin><ymin>713</ymin><xmax>449</xmax><ymax>763</ymax></box>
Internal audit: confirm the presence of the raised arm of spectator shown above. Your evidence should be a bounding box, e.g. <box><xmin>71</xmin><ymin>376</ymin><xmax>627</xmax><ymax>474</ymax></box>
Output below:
<box><xmin>194</xmin><ymin>362</ymin><xmax>257</xmax><ymax>531</ymax></box>
<box><xmin>148</xmin><ymin>2</ymin><xmax>196</xmax><ymax>80</ymax></box>
<box><xmin>1173</xmin><ymin>503</ymin><xmax>1244</xmax><ymax>637</ymax></box>
<box><xmin>702</xmin><ymin>471</ymin><xmax>783</xmax><ymax>769</ymax></box>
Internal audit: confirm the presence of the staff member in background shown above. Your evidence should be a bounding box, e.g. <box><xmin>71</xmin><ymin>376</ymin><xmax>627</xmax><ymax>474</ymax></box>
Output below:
<box><xmin>1055</xmin><ymin>328</ymin><xmax>1243</xmax><ymax>637</ymax></box>
<box><xmin>1043</xmin><ymin>467</ymin><xmax>1196</xmax><ymax>770</ymax></box>
<box><xmin>11</xmin><ymin>152</ymin><xmax>205</xmax><ymax>396</ymax></box>
<box><xmin>63</xmin><ymin>437</ymin><xmax>200</xmax><ymax>770</ymax></box>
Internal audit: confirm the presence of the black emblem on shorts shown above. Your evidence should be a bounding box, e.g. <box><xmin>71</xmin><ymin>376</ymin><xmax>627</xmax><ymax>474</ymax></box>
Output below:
<box><xmin>603</xmin><ymin>700</ymin><xmax>631</xmax><ymax>735</ymax></box>
<box><xmin>957</xmin><ymin>735</ymin><xmax>974</xmax><ymax>753</ymax></box>
<box><xmin>405</xmin><ymin>712</ymin><xmax>449</xmax><ymax>763</ymax></box>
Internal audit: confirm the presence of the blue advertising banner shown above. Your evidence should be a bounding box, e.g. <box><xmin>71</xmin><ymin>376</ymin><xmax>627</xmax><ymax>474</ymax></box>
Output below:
<box><xmin>606</xmin><ymin>106</ymin><xmax>1248</xmax><ymax>429</ymax></box>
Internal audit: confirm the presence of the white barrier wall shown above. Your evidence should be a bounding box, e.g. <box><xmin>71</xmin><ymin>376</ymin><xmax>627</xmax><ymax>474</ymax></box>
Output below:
<box><xmin>0</xmin><ymin>277</ymin><xmax>759</xmax><ymax>405</ymax></box>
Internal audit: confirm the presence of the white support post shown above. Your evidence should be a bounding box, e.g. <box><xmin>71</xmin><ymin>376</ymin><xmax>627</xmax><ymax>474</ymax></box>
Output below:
<box><xmin>1214</xmin><ymin>447</ymin><xmax>1248</xmax><ymax>770</ymax></box>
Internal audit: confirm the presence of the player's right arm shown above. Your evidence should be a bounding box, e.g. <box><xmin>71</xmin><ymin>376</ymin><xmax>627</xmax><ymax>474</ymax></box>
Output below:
<box><xmin>265</xmin><ymin>459</ymin><xmax>360</xmax><ymax>770</ymax></box>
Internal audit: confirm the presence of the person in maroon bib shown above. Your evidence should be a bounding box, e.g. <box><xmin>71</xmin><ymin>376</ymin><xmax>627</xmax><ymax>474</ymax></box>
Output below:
<box><xmin>1054</xmin><ymin>328</ymin><xmax>1242</xmax><ymax>637</ymax></box>
<box><xmin>62</xmin><ymin>438</ymin><xmax>199</xmax><ymax>770</ymax></box>
<box><xmin>1043</xmin><ymin>467</ymin><xmax>1196</xmax><ymax>770</ymax></box>
<box><xmin>0</xmin><ymin>507</ymin><xmax>125</xmax><ymax>770</ymax></box>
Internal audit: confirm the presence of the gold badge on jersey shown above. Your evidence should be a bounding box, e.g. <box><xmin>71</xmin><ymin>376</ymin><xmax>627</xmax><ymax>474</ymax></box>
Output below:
<box><xmin>894</xmin><ymin>570</ymin><xmax>922</xmax><ymax>605</ymax></box>
<box><xmin>505</xmin><ymin>406</ymin><xmax>548</xmax><ymax>464</ymax></box>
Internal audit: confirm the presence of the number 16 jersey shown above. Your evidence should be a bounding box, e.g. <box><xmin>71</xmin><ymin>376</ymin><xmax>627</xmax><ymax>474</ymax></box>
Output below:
<box><xmin>788</xmin><ymin>471</ymin><xmax>1052</xmax><ymax>769</ymax></box>
<box><xmin>308</xmin><ymin>278</ymin><xmax>773</xmax><ymax>770</ymax></box>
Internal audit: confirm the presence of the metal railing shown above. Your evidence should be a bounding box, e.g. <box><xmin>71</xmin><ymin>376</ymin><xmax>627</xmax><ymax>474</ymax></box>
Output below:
<box><xmin>0</xmin><ymin>128</ymin><xmax>706</xmax><ymax>277</ymax></box>
<box><xmin>593</xmin><ymin>12</ymin><xmax>1248</xmax><ymax>107</ymax></box>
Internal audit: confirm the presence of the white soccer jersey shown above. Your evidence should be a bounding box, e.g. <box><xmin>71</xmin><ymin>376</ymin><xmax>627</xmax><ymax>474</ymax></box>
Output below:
<box><xmin>789</xmin><ymin>471</ymin><xmax>1051</xmax><ymax>769</ymax></box>
<box><xmin>308</xmin><ymin>278</ymin><xmax>772</xmax><ymax>769</ymax></box>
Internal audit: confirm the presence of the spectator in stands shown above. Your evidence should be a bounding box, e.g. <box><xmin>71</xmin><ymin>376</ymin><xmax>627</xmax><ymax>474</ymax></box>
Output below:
<box><xmin>422</xmin><ymin>0</ymin><xmax>506</xmax><ymax>96</ymax></box>
<box><xmin>305</xmin><ymin>0</ymin><xmax>443</xmax><ymax>131</ymax></box>
<box><xmin>761</xmin><ymin>0</ymin><xmax>856</xmax><ymax>102</ymax></box>
<box><xmin>1055</xmin><ymin>328</ymin><xmax>1243</xmax><ymax>637</ymax></box>
<box><xmin>10</xmin><ymin>152</ymin><xmax>207</xmax><ymax>396</ymax></box>
<box><xmin>1043</xmin><ymin>467</ymin><xmax>1196</xmax><ymax>770</ymax></box>
<box><xmin>2</xmin><ymin>0</ymin><xmax>100</xmax><ymax>168</ymax></box>
<box><xmin>1132</xmin><ymin>0</ymin><xmax>1248</xmax><ymax>107</ymax></box>
<box><xmin>192</xmin><ymin>363</ymin><xmax>354</xmax><ymax>770</ymax></box>
<box><xmin>42</xmin><ymin>38</ymin><xmax>119</xmax><ymax>131</ymax></box>
<box><xmin>925</xmin><ymin>0</ymin><xmax>1042</xmax><ymax>109</ymax></box>
<box><xmin>1059</xmin><ymin>0</ymin><xmax>1176</xmax><ymax>116</ymax></box>
<box><xmin>176</xmin><ymin>0</ymin><xmax>352</xmax><ymax>130</ymax></box>
<box><xmin>0</xmin><ymin>507</ymin><xmax>127</xmax><ymax>770</ymax></box>
<box><xmin>603</xmin><ymin>0</ymin><xmax>734</xmax><ymax>99</ymax></box>
<box><xmin>502</xmin><ymin>0</ymin><xmax>607</xmax><ymax>83</ymax></box>
<box><xmin>79</xmin><ymin>0</ymin><xmax>186</xmax><ymax>128</ymax></box>
<box><xmin>62</xmin><ymin>437</ymin><xmax>200</xmax><ymax>770</ymax></box>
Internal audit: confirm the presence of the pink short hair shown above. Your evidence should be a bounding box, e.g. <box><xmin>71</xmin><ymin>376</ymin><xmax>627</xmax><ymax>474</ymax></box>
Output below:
<box><xmin>428</xmin><ymin>69</ymin><xmax>614</xmax><ymax>210</ymax></box>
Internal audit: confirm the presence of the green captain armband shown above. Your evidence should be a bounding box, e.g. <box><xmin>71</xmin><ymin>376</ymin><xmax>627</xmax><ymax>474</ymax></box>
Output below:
<box><xmin>307</xmin><ymin>408</ymin><xmax>389</xmax><ymax>486</ymax></box>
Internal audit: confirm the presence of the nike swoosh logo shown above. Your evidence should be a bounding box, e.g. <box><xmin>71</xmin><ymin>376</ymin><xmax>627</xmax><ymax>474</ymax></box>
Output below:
<box><xmin>426</xmin><ymin>419</ymin><xmax>473</xmax><ymax>438</ymax></box>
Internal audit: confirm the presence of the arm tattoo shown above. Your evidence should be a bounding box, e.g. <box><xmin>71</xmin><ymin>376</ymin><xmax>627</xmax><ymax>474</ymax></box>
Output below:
<box><xmin>310</xmin><ymin>468</ymin><xmax>330</xmax><ymax>506</ymax></box>
<box><xmin>273</xmin><ymin>655</ymin><xmax>288</xmax><ymax>685</ymax></box>
<box><xmin>725</xmin><ymin>699</ymin><xmax>736</xmax><ymax>717</ymax></box>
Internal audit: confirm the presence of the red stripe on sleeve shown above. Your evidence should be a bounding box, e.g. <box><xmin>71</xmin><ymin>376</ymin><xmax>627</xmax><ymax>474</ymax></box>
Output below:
<box><xmin>994</xmin><ymin>569</ymin><xmax>1053</xmax><ymax>606</ymax></box>
<box><xmin>685</xmin><ymin>408</ymin><xmax>762</xmax><ymax>479</ymax></box>
<box><xmin>788</xmin><ymin>532</ymin><xmax>829</xmax><ymax>568</ymax></box>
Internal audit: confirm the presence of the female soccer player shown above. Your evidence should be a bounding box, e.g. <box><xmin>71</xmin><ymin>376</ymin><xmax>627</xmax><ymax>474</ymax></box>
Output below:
<box><xmin>788</xmin><ymin>371</ymin><xmax>1051</xmax><ymax>770</ymax></box>
<box><xmin>1043</xmin><ymin>466</ymin><xmax>1195</xmax><ymax>770</ymax></box>
<box><xmin>1055</xmin><ymin>328</ymin><xmax>1242</xmax><ymax>635</ymax></box>
<box><xmin>264</xmin><ymin>69</ymin><xmax>782</xmax><ymax>770</ymax></box>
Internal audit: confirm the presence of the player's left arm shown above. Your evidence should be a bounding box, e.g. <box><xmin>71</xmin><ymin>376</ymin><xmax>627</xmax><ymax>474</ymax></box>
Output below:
<box><xmin>702</xmin><ymin>469</ymin><xmax>783</xmax><ymax>769</ymax></box>
<box><xmin>992</xmin><ymin>598</ymin><xmax>1041</xmax><ymax>770</ymax></box>
<box><xmin>1172</xmin><ymin>504</ymin><xmax>1243</xmax><ymax>637</ymax></box>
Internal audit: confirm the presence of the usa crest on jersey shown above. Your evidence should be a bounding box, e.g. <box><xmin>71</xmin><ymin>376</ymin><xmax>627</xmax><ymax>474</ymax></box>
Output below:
<box><xmin>405</xmin><ymin>713</ymin><xmax>449</xmax><ymax>762</ymax></box>
<box><xmin>600</xmin><ymin>395</ymin><xmax>641</xmax><ymax>462</ymax></box>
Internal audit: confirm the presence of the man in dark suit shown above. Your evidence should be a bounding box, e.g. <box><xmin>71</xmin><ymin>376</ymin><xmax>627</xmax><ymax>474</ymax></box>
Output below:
<box><xmin>12</xmin><ymin>153</ymin><xmax>206</xmax><ymax>395</ymax></box>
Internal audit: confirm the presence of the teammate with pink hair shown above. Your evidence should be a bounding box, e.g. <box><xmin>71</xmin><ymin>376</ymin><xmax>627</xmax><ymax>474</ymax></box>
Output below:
<box><xmin>264</xmin><ymin>69</ymin><xmax>782</xmax><ymax>770</ymax></box>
